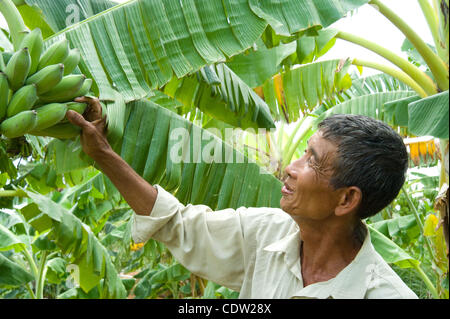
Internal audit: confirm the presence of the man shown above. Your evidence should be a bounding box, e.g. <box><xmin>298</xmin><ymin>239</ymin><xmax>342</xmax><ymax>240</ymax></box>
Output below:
<box><xmin>66</xmin><ymin>97</ymin><xmax>418</xmax><ymax>299</ymax></box>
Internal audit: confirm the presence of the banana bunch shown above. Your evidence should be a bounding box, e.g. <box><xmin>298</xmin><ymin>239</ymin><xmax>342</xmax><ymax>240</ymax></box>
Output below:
<box><xmin>0</xmin><ymin>28</ymin><xmax>93</xmax><ymax>140</ymax></box>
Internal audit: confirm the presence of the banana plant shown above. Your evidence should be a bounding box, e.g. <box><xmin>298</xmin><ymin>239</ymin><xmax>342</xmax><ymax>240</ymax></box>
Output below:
<box><xmin>1</xmin><ymin>0</ymin><xmax>447</xmax><ymax>298</ymax></box>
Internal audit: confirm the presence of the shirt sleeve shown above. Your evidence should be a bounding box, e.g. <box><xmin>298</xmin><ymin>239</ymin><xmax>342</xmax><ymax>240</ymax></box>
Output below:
<box><xmin>131</xmin><ymin>184</ymin><xmax>252</xmax><ymax>291</ymax></box>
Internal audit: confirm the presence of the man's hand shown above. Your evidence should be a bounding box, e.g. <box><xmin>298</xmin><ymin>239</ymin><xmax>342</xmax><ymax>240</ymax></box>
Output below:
<box><xmin>66</xmin><ymin>96</ymin><xmax>112</xmax><ymax>161</ymax></box>
<box><xmin>67</xmin><ymin>96</ymin><xmax>157</xmax><ymax>216</ymax></box>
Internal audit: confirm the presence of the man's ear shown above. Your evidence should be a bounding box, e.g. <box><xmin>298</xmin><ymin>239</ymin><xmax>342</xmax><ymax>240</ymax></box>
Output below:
<box><xmin>335</xmin><ymin>186</ymin><xmax>362</xmax><ymax>217</ymax></box>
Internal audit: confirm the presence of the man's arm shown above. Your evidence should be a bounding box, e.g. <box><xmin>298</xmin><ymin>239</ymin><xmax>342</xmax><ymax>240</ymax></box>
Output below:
<box><xmin>66</xmin><ymin>97</ymin><xmax>157</xmax><ymax>216</ymax></box>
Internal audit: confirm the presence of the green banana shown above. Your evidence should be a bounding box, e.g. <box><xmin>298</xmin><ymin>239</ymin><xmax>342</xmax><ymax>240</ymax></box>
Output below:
<box><xmin>67</xmin><ymin>102</ymin><xmax>87</xmax><ymax>114</ymax></box>
<box><xmin>29</xmin><ymin>122</ymin><xmax>81</xmax><ymax>139</ymax></box>
<box><xmin>6</xmin><ymin>84</ymin><xmax>38</xmax><ymax>118</ymax></box>
<box><xmin>26</xmin><ymin>63</ymin><xmax>64</xmax><ymax>95</ymax></box>
<box><xmin>63</xmin><ymin>48</ymin><xmax>81</xmax><ymax>75</ymax></box>
<box><xmin>60</xmin><ymin>102</ymin><xmax>87</xmax><ymax>123</ymax></box>
<box><xmin>0</xmin><ymin>72</ymin><xmax>10</xmax><ymax>121</ymax></box>
<box><xmin>33</xmin><ymin>103</ymin><xmax>68</xmax><ymax>131</ymax></box>
<box><xmin>18</xmin><ymin>28</ymin><xmax>44</xmax><ymax>76</ymax></box>
<box><xmin>0</xmin><ymin>110</ymin><xmax>37</xmax><ymax>138</ymax></box>
<box><xmin>72</xmin><ymin>78</ymin><xmax>92</xmax><ymax>98</ymax></box>
<box><xmin>5</xmin><ymin>47</ymin><xmax>31</xmax><ymax>91</ymax></box>
<box><xmin>37</xmin><ymin>38</ymin><xmax>69</xmax><ymax>71</ymax></box>
<box><xmin>39</xmin><ymin>74</ymin><xmax>86</xmax><ymax>103</ymax></box>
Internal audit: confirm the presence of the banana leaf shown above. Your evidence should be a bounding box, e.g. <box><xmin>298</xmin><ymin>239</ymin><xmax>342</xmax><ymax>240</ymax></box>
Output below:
<box><xmin>369</xmin><ymin>215</ymin><xmax>420</xmax><ymax>244</ymax></box>
<box><xmin>384</xmin><ymin>95</ymin><xmax>421</xmax><ymax>127</ymax></box>
<box><xmin>118</xmin><ymin>99</ymin><xmax>283</xmax><ymax>210</ymax></box>
<box><xmin>316</xmin><ymin>91</ymin><xmax>417</xmax><ymax>124</ymax></box>
<box><xmin>0</xmin><ymin>253</ymin><xmax>34</xmax><ymax>288</ymax></box>
<box><xmin>408</xmin><ymin>90</ymin><xmax>449</xmax><ymax>139</ymax></box>
<box><xmin>31</xmin><ymin>0</ymin><xmax>369</xmax><ymax>103</ymax></box>
<box><xmin>21</xmin><ymin>0</ymin><xmax>117</xmax><ymax>32</ymax></box>
<box><xmin>248</xmin><ymin>0</ymin><xmax>369</xmax><ymax>36</ymax></box>
<box><xmin>163</xmin><ymin>64</ymin><xmax>276</xmax><ymax>130</ymax></box>
<box><xmin>20</xmin><ymin>190</ymin><xmax>127</xmax><ymax>298</ymax></box>
<box><xmin>368</xmin><ymin>225</ymin><xmax>420</xmax><ymax>269</ymax></box>
<box><xmin>0</xmin><ymin>223</ymin><xmax>27</xmax><ymax>252</ymax></box>
<box><xmin>226</xmin><ymin>40</ymin><xmax>297</xmax><ymax>88</ymax></box>
<box><xmin>262</xmin><ymin>59</ymin><xmax>353</xmax><ymax>123</ymax></box>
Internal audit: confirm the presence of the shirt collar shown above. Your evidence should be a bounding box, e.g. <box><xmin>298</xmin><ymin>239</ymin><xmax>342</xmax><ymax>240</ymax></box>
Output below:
<box><xmin>264</xmin><ymin>222</ymin><xmax>377</xmax><ymax>299</ymax></box>
<box><xmin>263</xmin><ymin>229</ymin><xmax>302</xmax><ymax>281</ymax></box>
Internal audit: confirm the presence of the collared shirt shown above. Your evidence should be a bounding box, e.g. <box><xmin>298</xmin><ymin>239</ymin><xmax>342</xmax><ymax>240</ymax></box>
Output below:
<box><xmin>132</xmin><ymin>185</ymin><xmax>418</xmax><ymax>299</ymax></box>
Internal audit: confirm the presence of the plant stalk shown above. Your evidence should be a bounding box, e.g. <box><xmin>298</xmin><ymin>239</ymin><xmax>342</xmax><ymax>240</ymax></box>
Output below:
<box><xmin>352</xmin><ymin>58</ymin><xmax>428</xmax><ymax>97</ymax></box>
<box><xmin>21</xmin><ymin>248</ymin><xmax>38</xmax><ymax>279</ymax></box>
<box><xmin>282</xmin><ymin>116</ymin><xmax>314</xmax><ymax>170</ymax></box>
<box><xmin>0</xmin><ymin>189</ymin><xmax>28</xmax><ymax>197</ymax></box>
<box><xmin>336</xmin><ymin>30</ymin><xmax>438</xmax><ymax>96</ymax></box>
<box><xmin>411</xmin><ymin>261</ymin><xmax>440</xmax><ymax>298</ymax></box>
<box><xmin>0</xmin><ymin>0</ymin><xmax>29</xmax><ymax>50</ymax></box>
<box><xmin>369</xmin><ymin>0</ymin><xmax>449</xmax><ymax>91</ymax></box>
<box><xmin>25</xmin><ymin>283</ymin><xmax>36</xmax><ymax>299</ymax></box>
<box><xmin>402</xmin><ymin>186</ymin><xmax>439</xmax><ymax>266</ymax></box>
<box><xmin>36</xmin><ymin>251</ymin><xmax>48</xmax><ymax>299</ymax></box>
<box><xmin>417</xmin><ymin>0</ymin><xmax>445</xmax><ymax>59</ymax></box>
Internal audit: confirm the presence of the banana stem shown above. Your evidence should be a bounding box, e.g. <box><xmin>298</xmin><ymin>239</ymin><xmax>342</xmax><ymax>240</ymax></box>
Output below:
<box><xmin>402</xmin><ymin>186</ymin><xmax>439</xmax><ymax>267</ymax></box>
<box><xmin>411</xmin><ymin>261</ymin><xmax>440</xmax><ymax>298</ymax></box>
<box><xmin>36</xmin><ymin>251</ymin><xmax>48</xmax><ymax>299</ymax></box>
<box><xmin>21</xmin><ymin>247</ymin><xmax>39</xmax><ymax>279</ymax></box>
<box><xmin>282</xmin><ymin>116</ymin><xmax>314</xmax><ymax>170</ymax></box>
<box><xmin>336</xmin><ymin>30</ymin><xmax>438</xmax><ymax>96</ymax></box>
<box><xmin>0</xmin><ymin>0</ymin><xmax>29</xmax><ymax>50</ymax></box>
<box><xmin>369</xmin><ymin>0</ymin><xmax>449</xmax><ymax>91</ymax></box>
<box><xmin>351</xmin><ymin>58</ymin><xmax>428</xmax><ymax>97</ymax></box>
<box><xmin>417</xmin><ymin>0</ymin><xmax>444</xmax><ymax>58</ymax></box>
<box><xmin>0</xmin><ymin>189</ymin><xmax>27</xmax><ymax>197</ymax></box>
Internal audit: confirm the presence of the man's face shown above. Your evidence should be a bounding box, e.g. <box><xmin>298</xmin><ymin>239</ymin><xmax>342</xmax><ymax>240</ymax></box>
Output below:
<box><xmin>280</xmin><ymin>131</ymin><xmax>342</xmax><ymax>221</ymax></box>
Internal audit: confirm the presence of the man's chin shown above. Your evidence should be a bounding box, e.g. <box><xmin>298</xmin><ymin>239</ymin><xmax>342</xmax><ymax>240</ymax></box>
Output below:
<box><xmin>280</xmin><ymin>197</ymin><xmax>290</xmax><ymax>214</ymax></box>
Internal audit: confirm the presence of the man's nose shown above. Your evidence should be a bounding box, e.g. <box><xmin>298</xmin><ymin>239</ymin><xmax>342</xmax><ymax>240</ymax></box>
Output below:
<box><xmin>284</xmin><ymin>158</ymin><xmax>302</xmax><ymax>180</ymax></box>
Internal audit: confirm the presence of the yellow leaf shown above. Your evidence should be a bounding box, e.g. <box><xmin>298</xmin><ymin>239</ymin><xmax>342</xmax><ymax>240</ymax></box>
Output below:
<box><xmin>130</xmin><ymin>243</ymin><xmax>144</xmax><ymax>251</ymax></box>
<box><xmin>273</xmin><ymin>74</ymin><xmax>284</xmax><ymax>107</ymax></box>
<box><xmin>254</xmin><ymin>86</ymin><xmax>264</xmax><ymax>99</ymax></box>
<box><xmin>424</xmin><ymin>213</ymin><xmax>439</xmax><ymax>236</ymax></box>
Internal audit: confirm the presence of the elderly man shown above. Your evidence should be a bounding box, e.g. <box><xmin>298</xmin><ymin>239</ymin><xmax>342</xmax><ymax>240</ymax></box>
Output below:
<box><xmin>66</xmin><ymin>97</ymin><xmax>417</xmax><ymax>299</ymax></box>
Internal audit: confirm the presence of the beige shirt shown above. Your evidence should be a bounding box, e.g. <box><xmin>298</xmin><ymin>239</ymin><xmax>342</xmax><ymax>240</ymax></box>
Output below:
<box><xmin>132</xmin><ymin>185</ymin><xmax>418</xmax><ymax>299</ymax></box>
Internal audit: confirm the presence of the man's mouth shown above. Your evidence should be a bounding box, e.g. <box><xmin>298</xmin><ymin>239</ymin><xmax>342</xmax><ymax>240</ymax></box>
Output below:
<box><xmin>281</xmin><ymin>183</ymin><xmax>294</xmax><ymax>196</ymax></box>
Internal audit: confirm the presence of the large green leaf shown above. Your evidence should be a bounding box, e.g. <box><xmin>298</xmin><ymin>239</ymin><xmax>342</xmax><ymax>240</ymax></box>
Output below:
<box><xmin>0</xmin><ymin>253</ymin><xmax>34</xmax><ymax>288</ymax></box>
<box><xmin>34</xmin><ymin>0</ymin><xmax>368</xmax><ymax>102</ymax></box>
<box><xmin>316</xmin><ymin>91</ymin><xmax>417</xmax><ymax>124</ymax></box>
<box><xmin>226</xmin><ymin>40</ymin><xmax>296</xmax><ymax>88</ymax></box>
<box><xmin>408</xmin><ymin>90</ymin><xmax>449</xmax><ymax>139</ymax></box>
<box><xmin>0</xmin><ymin>223</ymin><xmax>26</xmax><ymax>252</ymax></box>
<box><xmin>369</xmin><ymin>215</ymin><xmax>420</xmax><ymax>244</ymax></box>
<box><xmin>22</xmin><ymin>0</ymin><xmax>118</xmax><ymax>32</ymax></box>
<box><xmin>118</xmin><ymin>99</ymin><xmax>283</xmax><ymax>210</ymax></box>
<box><xmin>163</xmin><ymin>64</ymin><xmax>275</xmax><ymax>130</ymax></box>
<box><xmin>263</xmin><ymin>59</ymin><xmax>353</xmax><ymax>123</ymax></box>
<box><xmin>20</xmin><ymin>191</ymin><xmax>127</xmax><ymax>298</ymax></box>
<box><xmin>248</xmin><ymin>0</ymin><xmax>369</xmax><ymax>36</ymax></box>
<box><xmin>16</xmin><ymin>3</ymin><xmax>55</xmax><ymax>38</ymax></box>
<box><xmin>383</xmin><ymin>95</ymin><xmax>421</xmax><ymax>127</ymax></box>
<box><xmin>368</xmin><ymin>225</ymin><xmax>419</xmax><ymax>269</ymax></box>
